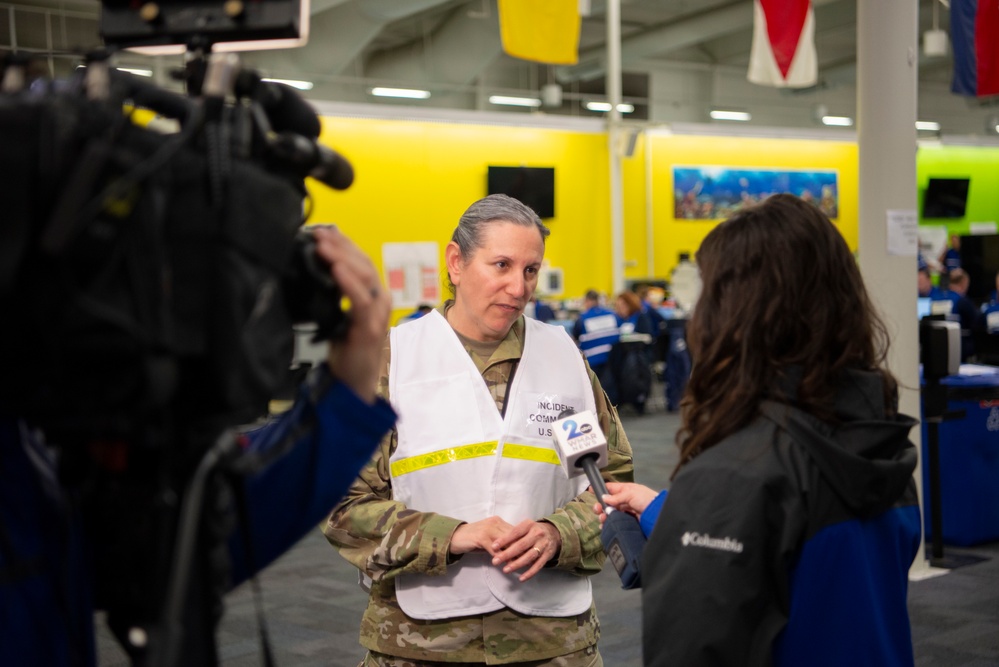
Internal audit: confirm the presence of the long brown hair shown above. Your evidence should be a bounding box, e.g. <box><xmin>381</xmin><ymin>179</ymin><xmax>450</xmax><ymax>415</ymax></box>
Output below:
<box><xmin>674</xmin><ymin>194</ymin><xmax>896</xmax><ymax>476</ymax></box>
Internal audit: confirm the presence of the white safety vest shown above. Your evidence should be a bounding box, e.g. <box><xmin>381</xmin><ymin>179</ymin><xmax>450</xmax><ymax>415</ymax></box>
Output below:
<box><xmin>388</xmin><ymin>310</ymin><xmax>597</xmax><ymax>620</ymax></box>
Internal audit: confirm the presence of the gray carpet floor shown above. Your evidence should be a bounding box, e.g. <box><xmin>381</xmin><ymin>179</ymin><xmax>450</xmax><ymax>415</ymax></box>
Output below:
<box><xmin>96</xmin><ymin>406</ymin><xmax>999</xmax><ymax>666</ymax></box>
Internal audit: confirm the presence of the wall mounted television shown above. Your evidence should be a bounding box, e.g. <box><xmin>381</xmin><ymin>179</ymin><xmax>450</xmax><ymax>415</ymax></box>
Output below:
<box><xmin>922</xmin><ymin>177</ymin><xmax>971</xmax><ymax>218</ymax></box>
<box><xmin>487</xmin><ymin>166</ymin><xmax>555</xmax><ymax>219</ymax></box>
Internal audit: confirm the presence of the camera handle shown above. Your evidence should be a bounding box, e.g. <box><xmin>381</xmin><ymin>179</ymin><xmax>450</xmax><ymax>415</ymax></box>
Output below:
<box><xmin>149</xmin><ymin>429</ymin><xmax>243</xmax><ymax>667</ymax></box>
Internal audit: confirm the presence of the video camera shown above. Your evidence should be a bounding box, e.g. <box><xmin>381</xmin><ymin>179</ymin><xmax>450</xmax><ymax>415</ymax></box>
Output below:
<box><xmin>0</xmin><ymin>1</ymin><xmax>355</xmax><ymax>664</ymax></box>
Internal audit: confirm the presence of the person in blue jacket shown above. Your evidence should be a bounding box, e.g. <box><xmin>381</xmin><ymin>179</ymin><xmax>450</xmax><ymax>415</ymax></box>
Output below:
<box><xmin>917</xmin><ymin>259</ymin><xmax>947</xmax><ymax>301</ymax></box>
<box><xmin>594</xmin><ymin>194</ymin><xmax>921</xmax><ymax>667</ymax></box>
<box><xmin>573</xmin><ymin>289</ymin><xmax>620</xmax><ymax>403</ymax></box>
<box><xmin>0</xmin><ymin>226</ymin><xmax>396</xmax><ymax>667</ymax></box>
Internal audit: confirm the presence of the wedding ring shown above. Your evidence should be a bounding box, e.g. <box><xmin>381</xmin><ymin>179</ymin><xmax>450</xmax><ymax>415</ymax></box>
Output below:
<box><xmin>532</xmin><ymin>546</ymin><xmax>543</xmax><ymax>558</ymax></box>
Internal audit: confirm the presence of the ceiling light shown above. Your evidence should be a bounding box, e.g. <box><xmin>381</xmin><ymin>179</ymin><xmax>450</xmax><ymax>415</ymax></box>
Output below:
<box><xmin>709</xmin><ymin>109</ymin><xmax>751</xmax><ymax>121</ymax></box>
<box><xmin>116</xmin><ymin>67</ymin><xmax>153</xmax><ymax>77</ymax></box>
<box><xmin>262</xmin><ymin>77</ymin><xmax>314</xmax><ymax>91</ymax></box>
<box><xmin>916</xmin><ymin>121</ymin><xmax>941</xmax><ymax>132</ymax></box>
<box><xmin>584</xmin><ymin>101</ymin><xmax>635</xmax><ymax>113</ymax></box>
<box><xmin>821</xmin><ymin>115</ymin><xmax>854</xmax><ymax>127</ymax></box>
<box><xmin>489</xmin><ymin>95</ymin><xmax>542</xmax><ymax>108</ymax></box>
<box><xmin>370</xmin><ymin>87</ymin><xmax>431</xmax><ymax>99</ymax></box>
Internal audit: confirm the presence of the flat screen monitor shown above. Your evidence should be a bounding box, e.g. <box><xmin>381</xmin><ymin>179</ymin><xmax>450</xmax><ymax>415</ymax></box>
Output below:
<box><xmin>922</xmin><ymin>177</ymin><xmax>970</xmax><ymax>218</ymax></box>
<box><xmin>917</xmin><ymin>297</ymin><xmax>932</xmax><ymax>319</ymax></box>
<box><xmin>487</xmin><ymin>166</ymin><xmax>555</xmax><ymax>219</ymax></box>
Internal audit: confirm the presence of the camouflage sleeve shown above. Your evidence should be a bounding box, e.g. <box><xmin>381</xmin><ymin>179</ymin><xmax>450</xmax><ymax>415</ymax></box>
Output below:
<box><xmin>322</xmin><ymin>335</ymin><xmax>464</xmax><ymax>583</ymax></box>
<box><xmin>543</xmin><ymin>358</ymin><xmax>635</xmax><ymax>575</ymax></box>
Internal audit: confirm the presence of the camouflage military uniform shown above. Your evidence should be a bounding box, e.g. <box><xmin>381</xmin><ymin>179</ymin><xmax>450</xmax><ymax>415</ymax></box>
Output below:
<box><xmin>325</xmin><ymin>303</ymin><xmax>634</xmax><ymax>666</ymax></box>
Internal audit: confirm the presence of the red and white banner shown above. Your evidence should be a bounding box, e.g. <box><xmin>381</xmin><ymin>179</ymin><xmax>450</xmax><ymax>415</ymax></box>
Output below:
<box><xmin>748</xmin><ymin>0</ymin><xmax>817</xmax><ymax>88</ymax></box>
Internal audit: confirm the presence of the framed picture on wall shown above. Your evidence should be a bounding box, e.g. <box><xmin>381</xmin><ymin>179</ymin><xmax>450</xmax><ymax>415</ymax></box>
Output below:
<box><xmin>673</xmin><ymin>166</ymin><xmax>839</xmax><ymax>220</ymax></box>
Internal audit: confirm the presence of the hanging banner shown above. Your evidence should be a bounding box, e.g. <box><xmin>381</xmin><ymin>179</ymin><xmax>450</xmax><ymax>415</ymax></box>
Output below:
<box><xmin>950</xmin><ymin>0</ymin><xmax>999</xmax><ymax>97</ymax></box>
<box><xmin>747</xmin><ymin>0</ymin><xmax>818</xmax><ymax>88</ymax></box>
<box><xmin>498</xmin><ymin>0</ymin><xmax>581</xmax><ymax>65</ymax></box>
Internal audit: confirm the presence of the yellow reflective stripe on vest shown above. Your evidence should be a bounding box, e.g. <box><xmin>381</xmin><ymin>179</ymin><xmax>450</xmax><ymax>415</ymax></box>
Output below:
<box><xmin>391</xmin><ymin>441</ymin><xmax>498</xmax><ymax>477</ymax></box>
<box><xmin>501</xmin><ymin>443</ymin><xmax>562</xmax><ymax>466</ymax></box>
<box><xmin>391</xmin><ymin>441</ymin><xmax>561</xmax><ymax>477</ymax></box>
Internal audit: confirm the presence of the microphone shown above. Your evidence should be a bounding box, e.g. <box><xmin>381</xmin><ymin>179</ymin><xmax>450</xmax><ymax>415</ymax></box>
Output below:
<box><xmin>552</xmin><ymin>408</ymin><xmax>645</xmax><ymax>589</ymax></box>
<box><xmin>268</xmin><ymin>132</ymin><xmax>355</xmax><ymax>191</ymax></box>
<box><xmin>239</xmin><ymin>73</ymin><xmax>322</xmax><ymax>140</ymax></box>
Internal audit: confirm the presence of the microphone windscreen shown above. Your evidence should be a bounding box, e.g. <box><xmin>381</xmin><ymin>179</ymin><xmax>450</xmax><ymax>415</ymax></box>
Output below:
<box><xmin>312</xmin><ymin>144</ymin><xmax>354</xmax><ymax>190</ymax></box>
<box><xmin>260</xmin><ymin>81</ymin><xmax>321</xmax><ymax>139</ymax></box>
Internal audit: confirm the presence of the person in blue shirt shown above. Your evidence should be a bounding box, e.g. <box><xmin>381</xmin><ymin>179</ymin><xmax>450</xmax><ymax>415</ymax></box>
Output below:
<box><xmin>635</xmin><ymin>285</ymin><xmax>668</xmax><ymax>341</ymax></box>
<box><xmin>1</xmin><ymin>227</ymin><xmax>397</xmax><ymax>667</ymax></box>
<box><xmin>613</xmin><ymin>291</ymin><xmax>655</xmax><ymax>338</ymax></box>
<box><xmin>918</xmin><ymin>262</ymin><xmax>947</xmax><ymax>301</ymax></box>
<box><xmin>938</xmin><ymin>234</ymin><xmax>962</xmax><ymax>274</ymax></box>
<box><xmin>945</xmin><ymin>269</ymin><xmax>982</xmax><ymax>359</ymax></box>
<box><xmin>982</xmin><ymin>269</ymin><xmax>999</xmax><ymax>334</ymax></box>
<box><xmin>593</xmin><ymin>194</ymin><xmax>920</xmax><ymax>667</ymax></box>
<box><xmin>530</xmin><ymin>296</ymin><xmax>557</xmax><ymax>323</ymax></box>
<box><xmin>610</xmin><ymin>291</ymin><xmax>655</xmax><ymax>413</ymax></box>
<box><xmin>984</xmin><ymin>269</ymin><xmax>999</xmax><ymax>309</ymax></box>
<box><xmin>399</xmin><ymin>303</ymin><xmax>435</xmax><ymax>323</ymax></box>
<box><xmin>573</xmin><ymin>289</ymin><xmax>620</xmax><ymax>402</ymax></box>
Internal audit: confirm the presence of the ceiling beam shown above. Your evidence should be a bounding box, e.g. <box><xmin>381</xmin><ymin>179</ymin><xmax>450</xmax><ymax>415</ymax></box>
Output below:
<box><xmin>241</xmin><ymin>0</ymin><xmax>453</xmax><ymax>78</ymax></box>
<box><xmin>364</xmin><ymin>0</ymin><xmax>501</xmax><ymax>88</ymax></box>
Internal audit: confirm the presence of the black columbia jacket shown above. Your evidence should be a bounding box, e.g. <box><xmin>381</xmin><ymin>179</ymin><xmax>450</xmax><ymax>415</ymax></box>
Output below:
<box><xmin>641</xmin><ymin>369</ymin><xmax>921</xmax><ymax>667</ymax></box>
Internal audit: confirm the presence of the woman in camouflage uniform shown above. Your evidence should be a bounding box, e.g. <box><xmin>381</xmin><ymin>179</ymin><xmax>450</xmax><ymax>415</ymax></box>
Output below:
<box><xmin>325</xmin><ymin>194</ymin><xmax>634</xmax><ymax>667</ymax></box>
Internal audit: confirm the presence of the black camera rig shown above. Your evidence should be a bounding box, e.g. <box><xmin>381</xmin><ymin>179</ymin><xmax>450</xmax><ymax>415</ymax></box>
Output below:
<box><xmin>0</xmin><ymin>1</ymin><xmax>356</xmax><ymax>664</ymax></box>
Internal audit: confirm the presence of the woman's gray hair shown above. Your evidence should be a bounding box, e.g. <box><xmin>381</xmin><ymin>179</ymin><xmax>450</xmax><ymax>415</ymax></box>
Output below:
<box><xmin>447</xmin><ymin>194</ymin><xmax>550</xmax><ymax>294</ymax></box>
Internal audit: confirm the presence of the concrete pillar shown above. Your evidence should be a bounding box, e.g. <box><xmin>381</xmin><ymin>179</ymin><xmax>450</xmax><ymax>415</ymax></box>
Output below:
<box><xmin>857</xmin><ymin>0</ymin><xmax>932</xmax><ymax>575</ymax></box>
<box><xmin>606</xmin><ymin>0</ymin><xmax>625</xmax><ymax>295</ymax></box>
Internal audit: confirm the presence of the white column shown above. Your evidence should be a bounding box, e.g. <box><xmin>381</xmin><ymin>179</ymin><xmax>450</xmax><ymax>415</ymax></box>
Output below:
<box><xmin>857</xmin><ymin>0</ymin><xmax>933</xmax><ymax>576</ymax></box>
<box><xmin>606</xmin><ymin>0</ymin><xmax>625</xmax><ymax>295</ymax></box>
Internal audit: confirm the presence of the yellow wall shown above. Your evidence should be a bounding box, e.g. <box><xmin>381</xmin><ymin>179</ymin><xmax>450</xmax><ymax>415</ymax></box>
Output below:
<box><xmin>309</xmin><ymin>116</ymin><xmax>615</xmax><ymax>322</ymax></box>
<box><xmin>306</xmin><ymin>116</ymin><xmax>860</xmax><ymax>322</ymax></box>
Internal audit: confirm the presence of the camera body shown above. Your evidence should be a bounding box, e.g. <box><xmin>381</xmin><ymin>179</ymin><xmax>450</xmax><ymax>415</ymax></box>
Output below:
<box><xmin>0</xmin><ymin>86</ymin><xmax>343</xmax><ymax>447</ymax></box>
<box><xmin>0</xmin><ymin>2</ymin><xmax>356</xmax><ymax>661</ymax></box>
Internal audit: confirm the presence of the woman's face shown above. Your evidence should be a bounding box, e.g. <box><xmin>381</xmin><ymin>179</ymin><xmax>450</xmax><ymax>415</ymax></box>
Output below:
<box><xmin>614</xmin><ymin>298</ymin><xmax>629</xmax><ymax>318</ymax></box>
<box><xmin>446</xmin><ymin>221</ymin><xmax>544</xmax><ymax>342</ymax></box>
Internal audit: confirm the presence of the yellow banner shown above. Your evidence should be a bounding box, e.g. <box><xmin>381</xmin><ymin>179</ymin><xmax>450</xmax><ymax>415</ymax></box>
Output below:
<box><xmin>498</xmin><ymin>0</ymin><xmax>581</xmax><ymax>65</ymax></box>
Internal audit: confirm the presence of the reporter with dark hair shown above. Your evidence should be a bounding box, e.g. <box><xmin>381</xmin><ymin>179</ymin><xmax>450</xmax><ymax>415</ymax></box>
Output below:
<box><xmin>0</xmin><ymin>226</ymin><xmax>396</xmax><ymax>667</ymax></box>
<box><xmin>594</xmin><ymin>194</ymin><xmax>921</xmax><ymax>667</ymax></box>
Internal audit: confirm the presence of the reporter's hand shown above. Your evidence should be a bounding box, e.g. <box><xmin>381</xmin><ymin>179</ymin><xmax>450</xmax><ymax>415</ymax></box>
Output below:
<box><xmin>592</xmin><ymin>481</ymin><xmax>659</xmax><ymax>525</ymax></box>
<box><xmin>490</xmin><ymin>519</ymin><xmax>561</xmax><ymax>582</ymax></box>
<box><xmin>312</xmin><ymin>226</ymin><xmax>390</xmax><ymax>404</ymax></box>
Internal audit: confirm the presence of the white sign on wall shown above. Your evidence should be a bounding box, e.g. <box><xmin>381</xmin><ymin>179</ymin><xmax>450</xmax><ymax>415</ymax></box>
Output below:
<box><xmin>886</xmin><ymin>209</ymin><xmax>919</xmax><ymax>257</ymax></box>
<box><xmin>382</xmin><ymin>242</ymin><xmax>441</xmax><ymax>309</ymax></box>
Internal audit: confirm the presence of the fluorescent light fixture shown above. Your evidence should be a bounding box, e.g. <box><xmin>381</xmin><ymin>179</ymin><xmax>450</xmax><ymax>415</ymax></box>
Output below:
<box><xmin>488</xmin><ymin>95</ymin><xmax>542</xmax><ymax>108</ymax></box>
<box><xmin>916</xmin><ymin>121</ymin><xmax>941</xmax><ymax>131</ymax></box>
<box><xmin>709</xmin><ymin>109</ymin><xmax>751</xmax><ymax>121</ymax></box>
<box><xmin>116</xmin><ymin>67</ymin><xmax>153</xmax><ymax>77</ymax></box>
<box><xmin>584</xmin><ymin>101</ymin><xmax>635</xmax><ymax>113</ymax></box>
<box><xmin>370</xmin><ymin>87</ymin><xmax>431</xmax><ymax>99</ymax></box>
<box><xmin>821</xmin><ymin>115</ymin><xmax>854</xmax><ymax>127</ymax></box>
<box><xmin>262</xmin><ymin>77</ymin><xmax>314</xmax><ymax>91</ymax></box>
